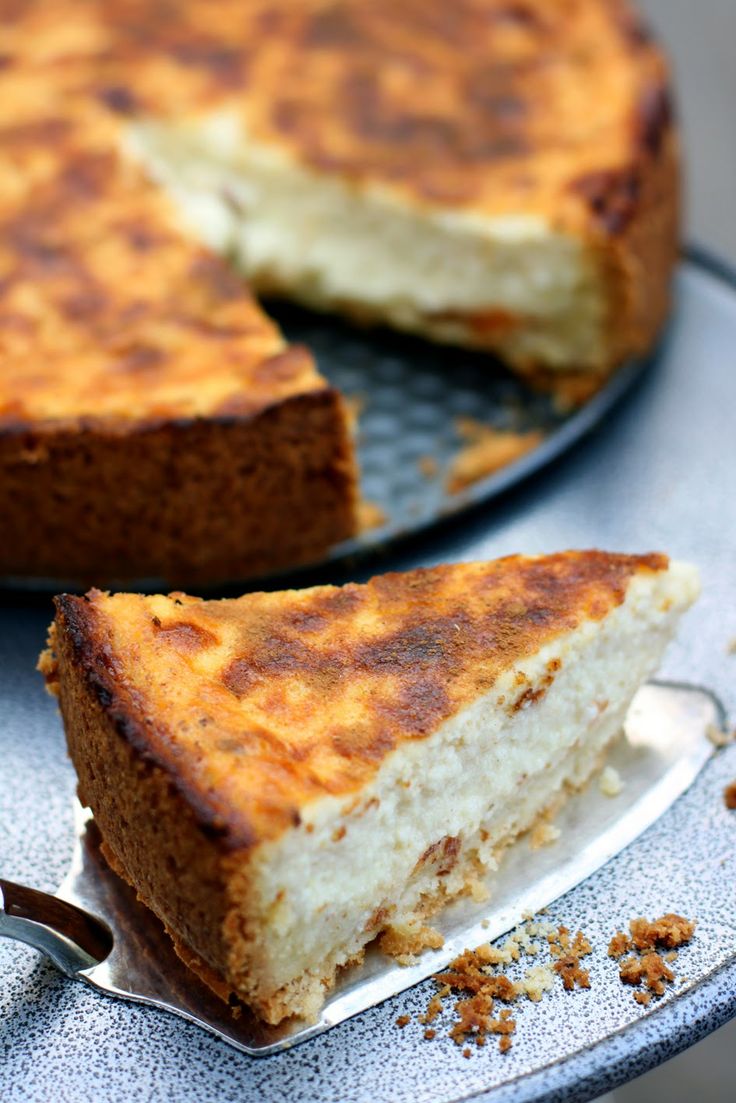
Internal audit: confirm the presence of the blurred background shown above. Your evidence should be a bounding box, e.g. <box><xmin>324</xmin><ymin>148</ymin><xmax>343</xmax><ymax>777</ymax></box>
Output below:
<box><xmin>601</xmin><ymin>1</ymin><xmax>736</xmax><ymax>1099</ymax></box>
<box><xmin>641</xmin><ymin>0</ymin><xmax>736</xmax><ymax>259</ymax></box>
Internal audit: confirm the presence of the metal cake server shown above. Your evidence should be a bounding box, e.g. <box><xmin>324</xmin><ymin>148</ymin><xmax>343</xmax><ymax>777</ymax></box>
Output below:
<box><xmin>0</xmin><ymin>682</ymin><xmax>725</xmax><ymax>1057</ymax></box>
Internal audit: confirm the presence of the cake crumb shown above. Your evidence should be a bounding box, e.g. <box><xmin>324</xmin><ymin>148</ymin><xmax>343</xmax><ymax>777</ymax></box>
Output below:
<box><xmin>619</xmin><ymin>950</ymin><xmax>675</xmax><ymax>999</ymax></box>
<box><xmin>724</xmin><ymin>781</ymin><xmax>736</xmax><ymax>810</ymax></box>
<box><xmin>447</xmin><ymin>420</ymin><xmax>543</xmax><ymax>493</ymax></box>
<box><xmin>418</xmin><ymin>994</ymin><xmax>444</xmax><ymax>1026</ymax></box>
<box><xmin>395</xmin><ymin>1014</ymin><xmax>411</xmax><ymax>1028</ymax></box>
<box><xmin>550</xmin><ymin>928</ymin><xmax>592</xmax><ymax>991</ymax></box>
<box><xmin>727</xmin><ymin>638</ymin><xmax>736</xmax><ymax>655</ymax></box>
<box><xmin>629</xmin><ymin>913</ymin><xmax>696</xmax><ymax>951</ymax></box>
<box><xmin>399</xmin><ymin>913</ymin><xmax>590</xmax><ymax>1053</ymax></box>
<box><xmin>612</xmin><ymin>913</ymin><xmax>695</xmax><ymax>1005</ymax></box>
<box><xmin>462</xmin><ymin>1047</ymin><xmax>472</xmax><ymax>1059</ymax></box>
<box><xmin>417</xmin><ymin>455</ymin><xmax>438</xmax><ymax>478</ymax></box>
<box><xmin>530</xmin><ymin>821</ymin><xmax>561</xmax><ymax>849</ymax></box>
<box><xmin>553</xmin><ymin>956</ymin><xmax>590</xmax><ymax>991</ymax></box>
<box><xmin>640</xmin><ymin>952</ymin><xmax>675</xmax><ymax>996</ymax></box>
<box><xmin>707</xmin><ymin>724</ymin><xmax>735</xmax><ymax>748</ymax></box>
<box><xmin>519</xmin><ymin>964</ymin><xmax>555</xmax><ymax>1001</ymax></box>
<box><xmin>475</xmin><ymin>942</ymin><xmax>515</xmax><ymax>967</ymax></box>
<box><xmin>619</xmin><ymin>955</ymin><xmax>644</xmax><ymax>986</ymax></box>
<box><xmin>357</xmin><ymin>500</ymin><xmax>386</xmax><ymax>532</ymax></box>
<box><xmin>599</xmin><ymin>766</ymin><xmax>623</xmax><ymax>797</ymax></box>
<box><xmin>380</xmin><ymin>922</ymin><xmax>445</xmax><ymax>958</ymax></box>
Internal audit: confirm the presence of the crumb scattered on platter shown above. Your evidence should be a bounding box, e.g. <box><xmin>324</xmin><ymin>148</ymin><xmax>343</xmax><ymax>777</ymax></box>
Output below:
<box><xmin>608</xmin><ymin>913</ymin><xmax>696</xmax><ymax>1002</ymax></box>
<box><xmin>446</xmin><ymin>418</ymin><xmax>544</xmax><ymax>493</ymax></box>
<box><xmin>549</xmin><ymin>926</ymin><xmax>592</xmax><ymax>991</ymax></box>
<box><xmin>417</xmin><ymin>455</ymin><xmax>439</xmax><ymax>479</ymax></box>
<box><xmin>723</xmin><ymin>781</ymin><xmax>736</xmax><ymax>810</ymax></box>
<box><xmin>357</xmin><ymin>500</ymin><xmax>387</xmax><ymax>532</ymax></box>
<box><xmin>395</xmin><ymin>909</ymin><xmax>697</xmax><ymax>1055</ymax></box>
<box><xmin>396</xmin><ymin>914</ymin><xmax>588</xmax><ymax>1055</ymax></box>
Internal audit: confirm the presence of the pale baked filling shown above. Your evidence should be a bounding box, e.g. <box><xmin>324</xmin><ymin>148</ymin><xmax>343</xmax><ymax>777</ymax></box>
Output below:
<box><xmin>126</xmin><ymin>113</ymin><xmax>609</xmax><ymax>373</ymax></box>
<box><xmin>225</xmin><ymin>563</ymin><xmax>698</xmax><ymax>1022</ymax></box>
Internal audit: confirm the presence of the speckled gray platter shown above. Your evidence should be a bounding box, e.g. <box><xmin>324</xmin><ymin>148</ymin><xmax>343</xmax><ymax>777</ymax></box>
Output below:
<box><xmin>2</xmin><ymin>250</ymin><xmax>736</xmax><ymax>1102</ymax></box>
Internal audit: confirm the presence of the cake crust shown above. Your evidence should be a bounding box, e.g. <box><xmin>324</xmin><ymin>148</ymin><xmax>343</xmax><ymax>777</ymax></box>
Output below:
<box><xmin>0</xmin><ymin>385</ymin><xmax>356</xmax><ymax>585</ymax></box>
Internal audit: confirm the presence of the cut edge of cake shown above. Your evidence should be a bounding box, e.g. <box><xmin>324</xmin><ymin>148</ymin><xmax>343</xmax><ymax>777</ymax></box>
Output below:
<box><xmin>127</xmin><ymin>105</ymin><xmax>678</xmax><ymax>393</ymax></box>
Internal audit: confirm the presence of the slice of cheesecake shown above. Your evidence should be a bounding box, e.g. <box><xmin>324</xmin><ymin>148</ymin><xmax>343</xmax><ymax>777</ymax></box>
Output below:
<box><xmin>40</xmin><ymin>551</ymin><xmax>698</xmax><ymax>1024</ymax></box>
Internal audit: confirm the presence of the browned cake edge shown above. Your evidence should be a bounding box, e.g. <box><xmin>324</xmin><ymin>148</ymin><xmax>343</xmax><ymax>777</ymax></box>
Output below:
<box><xmin>44</xmin><ymin>600</ymin><xmax>345</xmax><ymax>1022</ymax></box>
<box><xmin>589</xmin><ymin>99</ymin><xmax>680</xmax><ymax>379</ymax></box>
<box><xmin>1</xmin><ymin>386</ymin><xmax>357</xmax><ymax>586</ymax></box>
<box><xmin>533</xmin><ymin>84</ymin><xmax>680</xmax><ymax>403</ymax></box>
<box><xmin>44</xmin><ymin>602</ymin><xmax>239</xmax><ymax>982</ymax></box>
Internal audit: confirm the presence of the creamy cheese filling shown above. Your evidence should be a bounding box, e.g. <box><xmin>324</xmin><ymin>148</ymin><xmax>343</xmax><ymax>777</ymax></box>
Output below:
<box><xmin>232</xmin><ymin>562</ymin><xmax>698</xmax><ymax>1013</ymax></box>
<box><xmin>126</xmin><ymin>113</ymin><xmax>609</xmax><ymax>371</ymax></box>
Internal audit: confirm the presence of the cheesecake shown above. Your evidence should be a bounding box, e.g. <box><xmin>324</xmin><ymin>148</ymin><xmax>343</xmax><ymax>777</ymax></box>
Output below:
<box><xmin>2</xmin><ymin>0</ymin><xmax>677</xmax><ymax>584</ymax></box>
<box><xmin>40</xmin><ymin>550</ymin><xmax>699</xmax><ymax>1024</ymax></box>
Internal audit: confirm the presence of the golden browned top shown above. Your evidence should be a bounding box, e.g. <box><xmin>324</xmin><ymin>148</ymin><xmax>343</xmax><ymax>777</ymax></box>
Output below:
<box><xmin>48</xmin><ymin>551</ymin><xmax>669</xmax><ymax>849</ymax></box>
<box><xmin>0</xmin><ymin>5</ymin><xmax>323</xmax><ymax>427</ymax></box>
<box><xmin>0</xmin><ymin>153</ymin><xmax>320</xmax><ymax>426</ymax></box>
<box><xmin>3</xmin><ymin>0</ymin><xmax>672</xmax><ymax>213</ymax></box>
<box><xmin>1</xmin><ymin>0</ymin><xmax>671</xmax><ymax>424</ymax></box>
<box><xmin>236</xmin><ymin>0</ymin><xmax>671</xmax><ymax>218</ymax></box>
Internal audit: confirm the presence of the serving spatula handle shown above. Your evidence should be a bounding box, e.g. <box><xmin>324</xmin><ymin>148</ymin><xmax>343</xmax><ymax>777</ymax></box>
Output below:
<box><xmin>0</xmin><ymin>877</ymin><xmax>112</xmax><ymax>977</ymax></box>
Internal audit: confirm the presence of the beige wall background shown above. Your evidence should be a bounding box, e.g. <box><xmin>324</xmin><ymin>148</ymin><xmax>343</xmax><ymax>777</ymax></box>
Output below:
<box><xmin>640</xmin><ymin>0</ymin><xmax>736</xmax><ymax>262</ymax></box>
